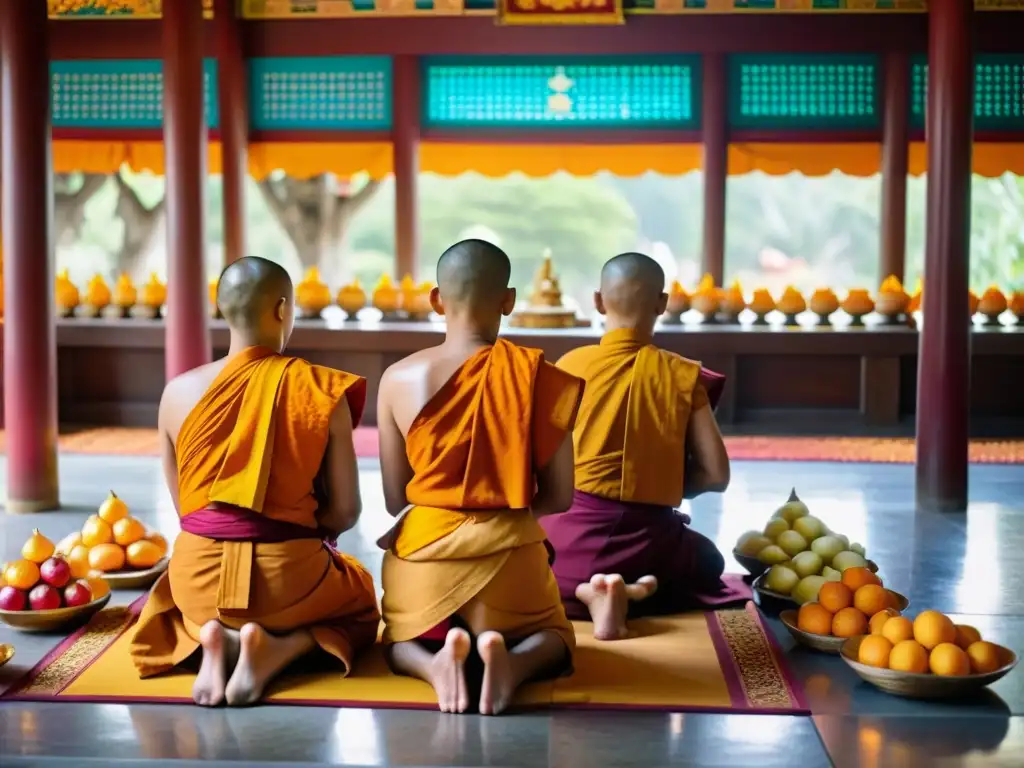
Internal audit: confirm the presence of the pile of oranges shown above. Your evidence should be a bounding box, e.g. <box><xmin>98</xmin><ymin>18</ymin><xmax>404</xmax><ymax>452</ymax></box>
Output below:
<box><xmin>55</xmin><ymin>491</ymin><xmax>168</xmax><ymax>577</ymax></box>
<box><xmin>796</xmin><ymin>566</ymin><xmax>901</xmax><ymax>639</ymax></box>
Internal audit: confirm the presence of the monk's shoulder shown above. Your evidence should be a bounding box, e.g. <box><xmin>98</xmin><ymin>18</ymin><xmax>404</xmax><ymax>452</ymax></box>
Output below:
<box><xmin>380</xmin><ymin>347</ymin><xmax>435</xmax><ymax>388</ymax></box>
<box><xmin>649</xmin><ymin>346</ymin><xmax>702</xmax><ymax>387</ymax></box>
<box><xmin>283</xmin><ymin>356</ymin><xmax>365</xmax><ymax>399</ymax></box>
<box><xmin>159</xmin><ymin>360</ymin><xmax>226</xmax><ymax>432</ymax></box>
<box><xmin>555</xmin><ymin>344</ymin><xmax>600</xmax><ymax>377</ymax></box>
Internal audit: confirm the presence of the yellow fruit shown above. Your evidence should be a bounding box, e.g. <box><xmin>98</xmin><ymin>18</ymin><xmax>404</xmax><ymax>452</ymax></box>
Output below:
<box><xmin>832</xmin><ymin>607</ymin><xmax>868</xmax><ymax>638</ymax></box>
<box><xmin>881</xmin><ymin>616</ymin><xmax>915</xmax><ymax>645</ymax></box>
<box><xmin>914</xmin><ymin>610</ymin><xmax>957</xmax><ymax>651</ymax></box>
<box><xmin>98</xmin><ymin>490</ymin><xmax>129</xmax><ymax>524</ymax></box>
<box><xmin>966</xmin><ymin>641</ymin><xmax>1003</xmax><ymax>674</ymax></box>
<box><xmin>88</xmin><ymin>543</ymin><xmax>126</xmax><ymax>573</ymax></box>
<box><xmin>113</xmin><ymin>517</ymin><xmax>146</xmax><ymax>547</ymax></box>
<box><xmin>929</xmin><ymin>642</ymin><xmax>970</xmax><ymax>676</ymax></box>
<box><xmin>144</xmin><ymin>532</ymin><xmax>169</xmax><ymax>558</ymax></box>
<box><xmin>797</xmin><ymin>602</ymin><xmax>834</xmax><ymax>635</ymax></box>
<box><xmin>82</xmin><ymin>515</ymin><xmax>114</xmax><ymax>548</ymax></box>
<box><xmin>954</xmin><ymin>624</ymin><xmax>982</xmax><ymax>650</ymax></box>
<box><xmin>83</xmin><ymin>576</ymin><xmax>110</xmax><ymax>600</ymax></box>
<box><xmin>4</xmin><ymin>559</ymin><xmax>41</xmax><ymax>590</ymax></box>
<box><xmin>818</xmin><ymin>582</ymin><xmax>853</xmax><ymax>614</ymax></box>
<box><xmin>853</xmin><ymin>584</ymin><xmax>892</xmax><ymax>617</ymax></box>
<box><xmin>841</xmin><ymin>566</ymin><xmax>881</xmax><ymax>592</ymax></box>
<box><xmin>0</xmin><ymin>562</ymin><xmax>7</xmax><ymax>588</ymax></box>
<box><xmin>21</xmin><ymin>529</ymin><xmax>55</xmax><ymax>564</ymax></box>
<box><xmin>763</xmin><ymin>518</ymin><xmax>790</xmax><ymax>541</ymax></box>
<box><xmin>858</xmin><ymin>635</ymin><xmax>893</xmax><ymax>669</ymax></box>
<box><xmin>126</xmin><ymin>540</ymin><xmax>163</xmax><ymax>569</ymax></box>
<box><xmin>55</xmin><ymin>532</ymin><xmax>83</xmax><ymax>556</ymax></box>
<box><xmin>889</xmin><ymin>640</ymin><xmax>929</xmax><ymax>673</ymax></box>
<box><xmin>869</xmin><ymin>608</ymin><xmax>901</xmax><ymax>635</ymax></box>
<box><xmin>67</xmin><ymin>545</ymin><xmax>92</xmax><ymax>579</ymax></box>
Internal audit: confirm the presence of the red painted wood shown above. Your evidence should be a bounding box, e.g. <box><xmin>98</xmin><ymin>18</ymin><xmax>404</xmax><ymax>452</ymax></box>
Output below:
<box><xmin>216</xmin><ymin>0</ymin><xmax>248</xmax><ymax>266</ymax></box>
<box><xmin>1</xmin><ymin>0</ymin><xmax>60</xmax><ymax>511</ymax></box>
<box><xmin>163</xmin><ymin>0</ymin><xmax>212</xmax><ymax>379</ymax></box>
<box><xmin>880</xmin><ymin>51</ymin><xmax>909</xmax><ymax>283</ymax></box>
<box><xmin>916</xmin><ymin>0</ymin><xmax>974</xmax><ymax>512</ymax></box>
<box><xmin>421</xmin><ymin>129</ymin><xmax>704</xmax><ymax>144</ymax></box>
<box><xmin>393</xmin><ymin>56</ymin><xmax>420</xmax><ymax>279</ymax></box>
<box><xmin>702</xmin><ymin>53</ymin><xmax>727</xmax><ymax>284</ymax></box>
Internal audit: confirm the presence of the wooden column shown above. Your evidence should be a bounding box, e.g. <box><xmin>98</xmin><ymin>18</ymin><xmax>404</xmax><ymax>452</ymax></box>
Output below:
<box><xmin>701</xmin><ymin>53</ymin><xmax>728</xmax><ymax>285</ymax></box>
<box><xmin>215</xmin><ymin>0</ymin><xmax>248</xmax><ymax>266</ymax></box>
<box><xmin>0</xmin><ymin>0</ymin><xmax>59</xmax><ymax>512</ymax></box>
<box><xmin>880</xmin><ymin>51</ymin><xmax>910</xmax><ymax>283</ymax></box>
<box><xmin>393</xmin><ymin>56</ymin><xmax>420</xmax><ymax>279</ymax></box>
<box><xmin>163</xmin><ymin>0</ymin><xmax>212</xmax><ymax>378</ymax></box>
<box><xmin>916</xmin><ymin>0</ymin><xmax>974</xmax><ymax>512</ymax></box>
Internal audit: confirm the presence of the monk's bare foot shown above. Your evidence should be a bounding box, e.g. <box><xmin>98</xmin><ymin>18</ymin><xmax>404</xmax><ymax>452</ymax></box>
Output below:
<box><xmin>225</xmin><ymin>623</ymin><xmax>314</xmax><ymax>707</ymax></box>
<box><xmin>193</xmin><ymin>621</ymin><xmax>230</xmax><ymax>706</ymax></box>
<box><xmin>576</xmin><ymin>574</ymin><xmax>629</xmax><ymax>641</ymax></box>
<box><xmin>625</xmin><ymin>575</ymin><xmax>659</xmax><ymax>602</ymax></box>
<box><xmin>428</xmin><ymin>628</ymin><xmax>471</xmax><ymax>714</ymax></box>
<box><xmin>478</xmin><ymin>631</ymin><xmax>515</xmax><ymax>716</ymax></box>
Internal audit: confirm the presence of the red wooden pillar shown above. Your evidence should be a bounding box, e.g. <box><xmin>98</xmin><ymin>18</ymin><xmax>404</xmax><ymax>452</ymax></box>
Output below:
<box><xmin>1</xmin><ymin>0</ymin><xmax>59</xmax><ymax>512</ymax></box>
<box><xmin>916</xmin><ymin>0</ymin><xmax>974</xmax><ymax>512</ymax></box>
<box><xmin>163</xmin><ymin>0</ymin><xmax>212</xmax><ymax>378</ymax></box>
<box><xmin>393</xmin><ymin>56</ymin><xmax>420</xmax><ymax>279</ymax></box>
<box><xmin>880</xmin><ymin>51</ymin><xmax>909</xmax><ymax>283</ymax></box>
<box><xmin>215</xmin><ymin>0</ymin><xmax>248</xmax><ymax>266</ymax></box>
<box><xmin>701</xmin><ymin>53</ymin><xmax>728</xmax><ymax>285</ymax></box>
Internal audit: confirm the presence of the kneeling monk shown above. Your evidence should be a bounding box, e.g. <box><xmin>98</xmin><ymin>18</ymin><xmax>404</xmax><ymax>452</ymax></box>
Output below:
<box><xmin>541</xmin><ymin>252</ymin><xmax>746</xmax><ymax>641</ymax></box>
<box><xmin>376</xmin><ymin>239</ymin><xmax>584</xmax><ymax>715</ymax></box>
<box><xmin>131</xmin><ymin>256</ymin><xmax>380</xmax><ymax>706</ymax></box>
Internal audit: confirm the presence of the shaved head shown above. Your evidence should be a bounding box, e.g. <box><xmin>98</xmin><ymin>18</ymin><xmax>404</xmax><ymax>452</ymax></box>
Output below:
<box><xmin>436</xmin><ymin>239</ymin><xmax>512</xmax><ymax>309</ymax></box>
<box><xmin>217</xmin><ymin>256</ymin><xmax>293</xmax><ymax>332</ymax></box>
<box><xmin>599</xmin><ymin>252</ymin><xmax>666</xmax><ymax>318</ymax></box>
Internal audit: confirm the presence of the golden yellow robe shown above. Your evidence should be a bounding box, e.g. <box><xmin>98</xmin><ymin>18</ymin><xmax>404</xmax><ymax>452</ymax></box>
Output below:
<box><xmin>130</xmin><ymin>346</ymin><xmax>381</xmax><ymax>678</ymax></box>
<box><xmin>379</xmin><ymin>339</ymin><xmax>583</xmax><ymax>652</ymax></box>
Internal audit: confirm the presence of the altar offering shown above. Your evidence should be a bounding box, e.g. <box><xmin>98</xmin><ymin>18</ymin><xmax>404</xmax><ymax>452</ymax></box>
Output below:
<box><xmin>977</xmin><ymin>286</ymin><xmax>1008</xmax><ymax>325</ymax></box>
<box><xmin>372</xmin><ymin>275</ymin><xmax>401</xmax><ymax>320</ymax></box>
<box><xmin>134</xmin><ymin>273</ymin><xmax>166</xmax><ymax>319</ymax></box>
<box><xmin>107</xmin><ymin>273</ymin><xmax>137</xmax><ymax>319</ymax></box>
<box><xmin>809</xmin><ymin>288</ymin><xmax>840</xmax><ymax>326</ymax></box>
<box><xmin>400</xmin><ymin>277</ymin><xmax>434</xmax><ymax>321</ymax></box>
<box><xmin>841</xmin><ymin>289</ymin><xmax>875</xmax><ymax>327</ymax></box>
<box><xmin>509</xmin><ymin>250</ymin><xmax>584</xmax><ymax>329</ymax></box>
<box><xmin>55</xmin><ymin>269</ymin><xmax>80</xmax><ymax>318</ymax></box>
<box><xmin>337</xmin><ymin>279</ymin><xmax>366</xmax><ymax>321</ymax></box>
<box><xmin>662</xmin><ymin>280</ymin><xmax>690</xmax><ymax>324</ymax></box>
<box><xmin>968</xmin><ymin>289</ymin><xmax>980</xmax><ymax>318</ymax></box>
<box><xmin>749</xmin><ymin>288</ymin><xmax>775</xmax><ymax>325</ymax></box>
<box><xmin>907</xmin><ymin>279</ymin><xmax>922</xmax><ymax>315</ymax></box>
<box><xmin>295</xmin><ymin>267</ymin><xmax>332</xmax><ymax>319</ymax></box>
<box><xmin>209</xmin><ymin>279</ymin><xmax>221</xmax><ymax>319</ymax></box>
<box><xmin>876</xmin><ymin>276</ymin><xmax>910</xmax><ymax>325</ymax></box>
<box><xmin>776</xmin><ymin>286</ymin><xmax>806</xmax><ymax>325</ymax></box>
<box><xmin>690</xmin><ymin>274</ymin><xmax>720</xmax><ymax>324</ymax></box>
<box><xmin>720</xmin><ymin>281</ymin><xmax>746</xmax><ymax>323</ymax></box>
<box><xmin>80</xmin><ymin>274</ymin><xmax>111</xmax><ymax>318</ymax></box>
<box><xmin>1010</xmin><ymin>291</ymin><xmax>1024</xmax><ymax>324</ymax></box>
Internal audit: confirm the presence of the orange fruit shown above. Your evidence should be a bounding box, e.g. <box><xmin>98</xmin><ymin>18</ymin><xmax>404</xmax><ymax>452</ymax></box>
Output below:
<box><xmin>913</xmin><ymin>610</ymin><xmax>957</xmax><ymax>651</ymax></box>
<box><xmin>66</xmin><ymin>545</ymin><xmax>92</xmax><ymax>579</ymax></box>
<box><xmin>858</xmin><ymin>635</ymin><xmax>893</xmax><ymax>669</ymax></box>
<box><xmin>144</xmin><ymin>532</ymin><xmax>169</xmax><ymax>558</ymax></box>
<box><xmin>818</xmin><ymin>582</ymin><xmax>853</xmax><ymax>614</ymax></box>
<box><xmin>3</xmin><ymin>559</ymin><xmax>41</xmax><ymax>590</ymax></box>
<box><xmin>113</xmin><ymin>517</ymin><xmax>146</xmax><ymax>547</ymax></box>
<box><xmin>797</xmin><ymin>602</ymin><xmax>834</xmax><ymax>636</ymax></box>
<box><xmin>88</xmin><ymin>543</ymin><xmax>126</xmax><ymax>573</ymax></box>
<box><xmin>126</xmin><ymin>540</ymin><xmax>163</xmax><ymax>570</ymax></box>
<box><xmin>854</xmin><ymin>584</ymin><xmax>893</xmax><ymax>617</ymax></box>
<box><xmin>869</xmin><ymin>608</ymin><xmax>901</xmax><ymax>635</ymax></box>
<box><xmin>98</xmin><ymin>490</ymin><xmax>130</xmax><ymax>524</ymax></box>
<box><xmin>954</xmin><ymin>624</ymin><xmax>982</xmax><ymax>650</ymax></box>
<box><xmin>55</xmin><ymin>532</ymin><xmax>83</xmax><ymax>557</ymax></box>
<box><xmin>0</xmin><ymin>562</ymin><xmax>7</xmax><ymax>588</ymax></box>
<box><xmin>832</xmin><ymin>606</ymin><xmax>869</xmax><ymax>638</ymax></box>
<box><xmin>929</xmin><ymin>642</ymin><xmax>970</xmax><ymax>676</ymax></box>
<box><xmin>966</xmin><ymin>641</ymin><xmax>1003</xmax><ymax>674</ymax></box>
<box><xmin>881</xmin><ymin>616</ymin><xmax>915</xmax><ymax>645</ymax></box>
<box><xmin>889</xmin><ymin>639</ymin><xmax>929</xmax><ymax>673</ymax></box>
<box><xmin>83</xmin><ymin>576</ymin><xmax>110</xmax><ymax>600</ymax></box>
<box><xmin>841</xmin><ymin>566</ymin><xmax>881</xmax><ymax>592</ymax></box>
<box><xmin>81</xmin><ymin>515</ymin><xmax>114</xmax><ymax>548</ymax></box>
<box><xmin>21</xmin><ymin>529</ymin><xmax>55</xmax><ymax>564</ymax></box>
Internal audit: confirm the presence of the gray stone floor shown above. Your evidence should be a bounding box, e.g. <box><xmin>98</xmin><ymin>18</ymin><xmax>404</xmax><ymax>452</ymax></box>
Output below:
<box><xmin>1</xmin><ymin>455</ymin><xmax>1023</xmax><ymax>766</ymax></box>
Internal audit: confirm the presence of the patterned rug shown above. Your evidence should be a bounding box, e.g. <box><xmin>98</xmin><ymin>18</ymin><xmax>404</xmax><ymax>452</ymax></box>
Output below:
<box><xmin>3</xmin><ymin>599</ymin><xmax>806</xmax><ymax>714</ymax></box>
<box><xmin>0</xmin><ymin>428</ymin><xmax>1021</xmax><ymax>464</ymax></box>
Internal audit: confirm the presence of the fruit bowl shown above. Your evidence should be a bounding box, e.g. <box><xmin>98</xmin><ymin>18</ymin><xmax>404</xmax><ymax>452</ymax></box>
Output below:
<box><xmin>100</xmin><ymin>558</ymin><xmax>168</xmax><ymax>590</ymax></box>
<box><xmin>753</xmin><ymin>572</ymin><xmax>908</xmax><ymax>615</ymax></box>
<box><xmin>840</xmin><ymin>635</ymin><xmax>1018</xmax><ymax>699</ymax></box>
<box><xmin>0</xmin><ymin>592</ymin><xmax>110</xmax><ymax>633</ymax></box>
<box><xmin>0</xmin><ymin>643</ymin><xmax>14</xmax><ymax>668</ymax></box>
<box><xmin>732</xmin><ymin>550</ymin><xmax>770</xmax><ymax>577</ymax></box>
<box><xmin>779</xmin><ymin>609</ymin><xmax>847</xmax><ymax>654</ymax></box>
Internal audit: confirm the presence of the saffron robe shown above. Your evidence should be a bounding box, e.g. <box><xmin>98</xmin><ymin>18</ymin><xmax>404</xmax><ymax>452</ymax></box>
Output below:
<box><xmin>130</xmin><ymin>346</ymin><xmax>381</xmax><ymax>678</ymax></box>
<box><xmin>541</xmin><ymin>328</ymin><xmax>749</xmax><ymax>618</ymax></box>
<box><xmin>378</xmin><ymin>339</ymin><xmax>583</xmax><ymax>657</ymax></box>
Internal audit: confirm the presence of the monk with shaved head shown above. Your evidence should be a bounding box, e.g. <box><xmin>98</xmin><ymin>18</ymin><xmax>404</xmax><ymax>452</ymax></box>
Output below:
<box><xmin>541</xmin><ymin>252</ymin><xmax>744</xmax><ymax>641</ymax></box>
<box><xmin>131</xmin><ymin>256</ymin><xmax>380</xmax><ymax>706</ymax></box>
<box><xmin>377</xmin><ymin>239</ymin><xmax>583</xmax><ymax>714</ymax></box>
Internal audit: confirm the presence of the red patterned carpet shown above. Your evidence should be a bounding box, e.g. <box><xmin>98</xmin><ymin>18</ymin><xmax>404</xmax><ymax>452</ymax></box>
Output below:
<box><xmin>0</xmin><ymin>428</ymin><xmax>1021</xmax><ymax>464</ymax></box>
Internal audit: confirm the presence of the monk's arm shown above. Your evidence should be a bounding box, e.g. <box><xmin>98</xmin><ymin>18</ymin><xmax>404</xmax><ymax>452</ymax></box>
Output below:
<box><xmin>531</xmin><ymin>432</ymin><xmax>575</xmax><ymax>517</ymax></box>
<box><xmin>157</xmin><ymin>386</ymin><xmax>180</xmax><ymax>513</ymax></box>
<box><xmin>683</xmin><ymin>406</ymin><xmax>731</xmax><ymax>499</ymax></box>
<box><xmin>377</xmin><ymin>372</ymin><xmax>414</xmax><ymax>517</ymax></box>
<box><xmin>319</xmin><ymin>394</ymin><xmax>362</xmax><ymax>536</ymax></box>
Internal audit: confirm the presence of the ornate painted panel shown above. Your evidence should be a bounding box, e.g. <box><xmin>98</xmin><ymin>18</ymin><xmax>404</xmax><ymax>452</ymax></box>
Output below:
<box><xmin>911</xmin><ymin>55</ymin><xmax>1024</xmax><ymax>131</ymax></box>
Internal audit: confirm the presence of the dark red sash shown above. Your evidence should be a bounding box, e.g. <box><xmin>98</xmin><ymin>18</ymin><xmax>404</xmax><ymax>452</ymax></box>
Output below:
<box><xmin>180</xmin><ymin>503</ymin><xmax>336</xmax><ymax>547</ymax></box>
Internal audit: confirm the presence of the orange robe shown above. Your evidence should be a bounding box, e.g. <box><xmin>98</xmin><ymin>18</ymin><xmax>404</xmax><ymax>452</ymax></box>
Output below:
<box><xmin>378</xmin><ymin>339</ymin><xmax>583</xmax><ymax>657</ymax></box>
<box><xmin>130</xmin><ymin>346</ymin><xmax>381</xmax><ymax>678</ymax></box>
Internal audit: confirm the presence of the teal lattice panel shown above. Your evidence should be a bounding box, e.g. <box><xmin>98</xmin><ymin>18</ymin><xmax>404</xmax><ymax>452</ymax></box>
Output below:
<box><xmin>911</xmin><ymin>55</ymin><xmax>1024</xmax><ymax>131</ymax></box>
<box><xmin>50</xmin><ymin>59</ymin><xmax>219</xmax><ymax>129</ymax></box>
<box><xmin>729</xmin><ymin>54</ymin><xmax>880</xmax><ymax>131</ymax></box>
<box><xmin>422</xmin><ymin>56</ymin><xmax>700</xmax><ymax>130</ymax></box>
<box><xmin>249</xmin><ymin>57</ymin><xmax>392</xmax><ymax>131</ymax></box>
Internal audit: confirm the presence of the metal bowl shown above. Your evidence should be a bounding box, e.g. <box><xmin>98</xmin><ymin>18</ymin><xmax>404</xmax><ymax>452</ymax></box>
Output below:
<box><xmin>752</xmin><ymin>572</ymin><xmax>908</xmax><ymax>616</ymax></box>
<box><xmin>0</xmin><ymin>593</ymin><xmax>111</xmax><ymax>633</ymax></box>
<box><xmin>779</xmin><ymin>609</ymin><xmax>846</xmax><ymax>654</ymax></box>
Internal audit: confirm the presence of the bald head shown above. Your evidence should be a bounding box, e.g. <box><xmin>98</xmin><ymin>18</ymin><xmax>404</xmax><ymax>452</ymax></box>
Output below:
<box><xmin>217</xmin><ymin>256</ymin><xmax>293</xmax><ymax>332</ymax></box>
<box><xmin>436</xmin><ymin>239</ymin><xmax>512</xmax><ymax>310</ymax></box>
<box><xmin>599</xmin><ymin>252</ymin><xmax>666</xmax><ymax>319</ymax></box>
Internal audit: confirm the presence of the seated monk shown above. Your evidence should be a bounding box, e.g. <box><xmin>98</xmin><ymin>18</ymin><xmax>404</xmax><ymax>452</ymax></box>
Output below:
<box><xmin>130</xmin><ymin>256</ymin><xmax>380</xmax><ymax>706</ymax></box>
<box><xmin>376</xmin><ymin>239</ymin><xmax>584</xmax><ymax>715</ymax></box>
<box><xmin>540</xmin><ymin>252</ymin><xmax>744</xmax><ymax>641</ymax></box>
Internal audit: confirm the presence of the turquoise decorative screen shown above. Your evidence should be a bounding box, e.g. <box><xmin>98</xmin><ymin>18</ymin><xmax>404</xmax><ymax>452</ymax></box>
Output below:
<box><xmin>249</xmin><ymin>57</ymin><xmax>392</xmax><ymax>131</ymax></box>
<box><xmin>728</xmin><ymin>54</ymin><xmax>880</xmax><ymax>130</ymax></box>
<box><xmin>50</xmin><ymin>59</ymin><xmax>219</xmax><ymax>129</ymax></box>
<box><xmin>911</xmin><ymin>55</ymin><xmax>1024</xmax><ymax>131</ymax></box>
<box><xmin>422</xmin><ymin>56</ymin><xmax>700</xmax><ymax>130</ymax></box>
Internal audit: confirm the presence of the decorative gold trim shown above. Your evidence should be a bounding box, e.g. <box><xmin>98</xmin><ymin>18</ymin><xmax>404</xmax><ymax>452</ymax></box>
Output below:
<box><xmin>716</xmin><ymin>608</ymin><xmax>796</xmax><ymax>709</ymax></box>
